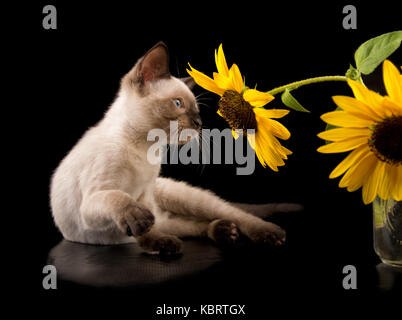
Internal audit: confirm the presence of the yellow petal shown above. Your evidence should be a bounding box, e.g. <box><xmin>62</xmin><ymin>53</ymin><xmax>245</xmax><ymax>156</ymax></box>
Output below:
<box><xmin>382</xmin><ymin>97</ymin><xmax>402</xmax><ymax>115</ymax></box>
<box><xmin>253</xmin><ymin>108</ymin><xmax>290</xmax><ymax>119</ymax></box>
<box><xmin>383</xmin><ymin>60</ymin><xmax>402</xmax><ymax>106</ymax></box>
<box><xmin>347</xmin><ymin>79</ymin><xmax>374</xmax><ymax>104</ymax></box>
<box><xmin>332</xmin><ymin>96</ymin><xmax>381</xmax><ymax>121</ymax></box>
<box><xmin>270</xmin><ymin>135</ymin><xmax>292</xmax><ymax>159</ymax></box>
<box><xmin>377</xmin><ymin>163</ymin><xmax>391</xmax><ymax>200</ymax></box>
<box><xmin>187</xmin><ymin>65</ymin><xmax>224</xmax><ymax>96</ymax></box>
<box><xmin>362</xmin><ymin>159</ymin><xmax>384</xmax><ymax>204</ymax></box>
<box><xmin>347</xmin><ymin>79</ymin><xmax>386</xmax><ymax>118</ymax></box>
<box><xmin>254</xmin><ymin>132</ymin><xmax>269</xmax><ymax>169</ymax></box>
<box><xmin>317</xmin><ymin>127</ymin><xmax>371</xmax><ymax>142</ymax></box>
<box><xmin>317</xmin><ymin>136</ymin><xmax>368</xmax><ymax>153</ymax></box>
<box><xmin>229</xmin><ymin>64</ymin><xmax>244</xmax><ymax>93</ymax></box>
<box><xmin>255</xmin><ymin>130</ymin><xmax>282</xmax><ymax>171</ymax></box>
<box><xmin>329</xmin><ymin>145</ymin><xmax>370</xmax><ymax>178</ymax></box>
<box><xmin>320</xmin><ymin>111</ymin><xmax>373</xmax><ymax>128</ymax></box>
<box><xmin>243</xmin><ymin>89</ymin><xmax>275</xmax><ymax>107</ymax></box>
<box><xmin>339</xmin><ymin>152</ymin><xmax>376</xmax><ymax>190</ymax></box>
<box><xmin>265</xmin><ymin>118</ymin><xmax>291</xmax><ymax>140</ymax></box>
<box><xmin>232</xmin><ymin>129</ymin><xmax>240</xmax><ymax>140</ymax></box>
<box><xmin>396</xmin><ymin>166</ymin><xmax>402</xmax><ymax>201</ymax></box>
<box><xmin>213</xmin><ymin>72</ymin><xmax>234</xmax><ymax>91</ymax></box>
<box><xmin>257</xmin><ymin>127</ymin><xmax>286</xmax><ymax>166</ymax></box>
<box><xmin>247</xmin><ymin>133</ymin><xmax>255</xmax><ymax>149</ymax></box>
<box><xmin>259</xmin><ymin>128</ymin><xmax>287</xmax><ymax>157</ymax></box>
<box><xmin>390</xmin><ymin>165</ymin><xmax>402</xmax><ymax>201</ymax></box>
<box><xmin>280</xmin><ymin>145</ymin><xmax>293</xmax><ymax>156</ymax></box>
<box><xmin>255</xmin><ymin>111</ymin><xmax>291</xmax><ymax>143</ymax></box>
<box><xmin>215</xmin><ymin>44</ymin><xmax>230</xmax><ymax>77</ymax></box>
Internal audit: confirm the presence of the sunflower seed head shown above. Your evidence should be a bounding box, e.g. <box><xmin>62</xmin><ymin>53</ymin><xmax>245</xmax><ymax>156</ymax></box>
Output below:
<box><xmin>369</xmin><ymin>115</ymin><xmax>402</xmax><ymax>165</ymax></box>
<box><xmin>218</xmin><ymin>90</ymin><xmax>257</xmax><ymax>133</ymax></box>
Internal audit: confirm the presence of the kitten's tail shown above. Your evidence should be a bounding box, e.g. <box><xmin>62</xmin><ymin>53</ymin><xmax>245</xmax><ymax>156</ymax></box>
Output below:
<box><xmin>230</xmin><ymin>202</ymin><xmax>304</xmax><ymax>218</ymax></box>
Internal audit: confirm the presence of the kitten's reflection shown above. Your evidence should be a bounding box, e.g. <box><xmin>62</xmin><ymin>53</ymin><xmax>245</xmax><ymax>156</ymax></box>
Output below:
<box><xmin>48</xmin><ymin>239</ymin><xmax>222</xmax><ymax>287</ymax></box>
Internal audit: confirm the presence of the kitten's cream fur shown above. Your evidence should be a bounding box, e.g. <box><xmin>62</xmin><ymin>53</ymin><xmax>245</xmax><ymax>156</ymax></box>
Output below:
<box><xmin>50</xmin><ymin>42</ymin><xmax>295</xmax><ymax>254</ymax></box>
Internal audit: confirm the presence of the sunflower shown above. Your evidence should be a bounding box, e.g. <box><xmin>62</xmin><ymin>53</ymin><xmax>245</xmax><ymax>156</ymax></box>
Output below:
<box><xmin>187</xmin><ymin>44</ymin><xmax>292</xmax><ymax>171</ymax></box>
<box><xmin>317</xmin><ymin>60</ymin><xmax>402</xmax><ymax>204</ymax></box>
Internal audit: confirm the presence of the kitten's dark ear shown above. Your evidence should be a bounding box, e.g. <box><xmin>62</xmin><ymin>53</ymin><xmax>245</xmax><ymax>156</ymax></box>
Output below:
<box><xmin>180</xmin><ymin>76</ymin><xmax>196</xmax><ymax>90</ymax></box>
<box><xmin>135</xmin><ymin>42</ymin><xmax>170</xmax><ymax>85</ymax></box>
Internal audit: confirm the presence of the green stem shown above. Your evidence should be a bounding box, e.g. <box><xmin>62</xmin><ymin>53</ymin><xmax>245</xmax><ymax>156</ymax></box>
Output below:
<box><xmin>266</xmin><ymin>75</ymin><xmax>347</xmax><ymax>96</ymax></box>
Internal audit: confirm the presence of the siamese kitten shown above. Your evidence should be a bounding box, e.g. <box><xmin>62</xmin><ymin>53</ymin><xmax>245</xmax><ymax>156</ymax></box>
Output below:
<box><xmin>50</xmin><ymin>42</ymin><xmax>299</xmax><ymax>255</ymax></box>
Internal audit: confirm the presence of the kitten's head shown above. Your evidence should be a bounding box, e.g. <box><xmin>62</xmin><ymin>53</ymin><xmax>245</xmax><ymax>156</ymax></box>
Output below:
<box><xmin>120</xmin><ymin>42</ymin><xmax>201</xmax><ymax>144</ymax></box>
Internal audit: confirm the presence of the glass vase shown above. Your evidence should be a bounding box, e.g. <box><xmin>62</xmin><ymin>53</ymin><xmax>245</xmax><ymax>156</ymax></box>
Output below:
<box><xmin>373</xmin><ymin>197</ymin><xmax>402</xmax><ymax>267</ymax></box>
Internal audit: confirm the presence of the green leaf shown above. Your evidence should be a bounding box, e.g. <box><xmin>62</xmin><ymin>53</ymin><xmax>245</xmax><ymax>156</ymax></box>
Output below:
<box><xmin>281</xmin><ymin>89</ymin><xmax>310</xmax><ymax>113</ymax></box>
<box><xmin>354</xmin><ymin>31</ymin><xmax>402</xmax><ymax>75</ymax></box>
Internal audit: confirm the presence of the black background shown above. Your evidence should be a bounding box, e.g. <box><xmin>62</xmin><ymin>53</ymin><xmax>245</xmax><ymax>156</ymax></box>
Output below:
<box><xmin>10</xmin><ymin>1</ymin><xmax>402</xmax><ymax>318</ymax></box>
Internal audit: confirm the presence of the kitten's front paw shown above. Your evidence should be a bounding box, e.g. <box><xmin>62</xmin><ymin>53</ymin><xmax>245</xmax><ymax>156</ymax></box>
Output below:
<box><xmin>139</xmin><ymin>235</ymin><xmax>182</xmax><ymax>255</ymax></box>
<box><xmin>116</xmin><ymin>203</ymin><xmax>155</xmax><ymax>237</ymax></box>
<box><xmin>208</xmin><ymin>219</ymin><xmax>239</xmax><ymax>246</ymax></box>
<box><xmin>247</xmin><ymin>221</ymin><xmax>286</xmax><ymax>246</ymax></box>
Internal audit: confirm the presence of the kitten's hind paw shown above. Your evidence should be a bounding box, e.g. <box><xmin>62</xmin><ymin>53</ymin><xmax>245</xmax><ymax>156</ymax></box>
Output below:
<box><xmin>208</xmin><ymin>219</ymin><xmax>240</xmax><ymax>246</ymax></box>
<box><xmin>138</xmin><ymin>234</ymin><xmax>183</xmax><ymax>256</ymax></box>
<box><xmin>246</xmin><ymin>221</ymin><xmax>286</xmax><ymax>246</ymax></box>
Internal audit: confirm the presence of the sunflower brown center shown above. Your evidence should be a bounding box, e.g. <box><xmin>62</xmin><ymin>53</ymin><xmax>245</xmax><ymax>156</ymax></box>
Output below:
<box><xmin>218</xmin><ymin>90</ymin><xmax>257</xmax><ymax>134</ymax></box>
<box><xmin>369</xmin><ymin>115</ymin><xmax>402</xmax><ymax>165</ymax></box>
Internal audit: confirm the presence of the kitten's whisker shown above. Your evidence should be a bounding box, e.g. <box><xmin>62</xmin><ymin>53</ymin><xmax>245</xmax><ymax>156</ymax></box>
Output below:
<box><xmin>195</xmin><ymin>91</ymin><xmax>211</xmax><ymax>99</ymax></box>
<box><xmin>196</xmin><ymin>163</ymin><xmax>206</xmax><ymax>176</ymax></box>
<box><xmin>198</xmin><ymin>132</ymin><xmax>205</xmax><ymax>152</ymax></box>
<box><xmin>196</xmin><ymin>98</ymin><xmax>213</xmax><ymax>103</ymax></box>
<box><xmin>196</xmin><ymin>101</ymin><xmax>213</xmax><ymax>106</ymax></box>
<box><xmin>208</xmin><ymin>134</ymin><xmax>219</xmax><ymax>148</ymax></box>
<box><xmin>196</xmin><ymin>133</ymin><xmax>209</xmax><ymax>176</ymax></box>
<box><xmin>200</xmin><ymin>131</ymin><xmax>217</xmax><ymax>154</ymax></box>
<box><xmin>175</xmin><ymin>56</ymin><xmax>181</xmax><ymax>78</ymax></box>
<box><xmin>196</xmin><ymin>95</ymin><xmax>213</xmax><ymax>101</ymax></box>
<box><xmin>197</xmin><ymin>102</ymin><xmax>216</xmax><ymax>111</ymax></box>
<box><xmin>199</xmin><ymin>126</ymin><xmax>218</xmax><ymax>149</ymax></box>
<box><xmin>196</xmin><ymin>96</ymin><xmax>213</xmax><ymax>103</ymax></box>
<box><xmin>196</xmin><ymin>100</ymin><xmax>213</xmax><ymax>106</ymax></box>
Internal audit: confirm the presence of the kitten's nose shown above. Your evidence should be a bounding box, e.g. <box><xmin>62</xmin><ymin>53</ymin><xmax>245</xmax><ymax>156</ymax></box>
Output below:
<box><xmin>192</xmin><ymin>117</ymin><xmax>202</xmax><ymax>128</ymax></box>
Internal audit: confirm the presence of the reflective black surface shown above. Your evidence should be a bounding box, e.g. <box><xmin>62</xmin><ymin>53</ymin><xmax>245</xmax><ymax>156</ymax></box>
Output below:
<box><xmin>48</xmin><ymin>239</ymin><xmax>222</xmax><ymax>287</ymax></box>
<box><xmin>46</xmin><ymin>223</ymin><xmax>402</xmax><ymax>294</ymax></box>
<box><xmin>376</xmin><ymin>263</ymin><xmax>402</xmax><ymax>292</ymax></box>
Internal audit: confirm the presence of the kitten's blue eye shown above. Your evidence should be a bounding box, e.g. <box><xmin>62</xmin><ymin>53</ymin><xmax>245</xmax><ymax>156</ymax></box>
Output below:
<box><xmin>173</xmin><ymin>98</ymin><xmax>183</xmax><ymax>109</ymax></box>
